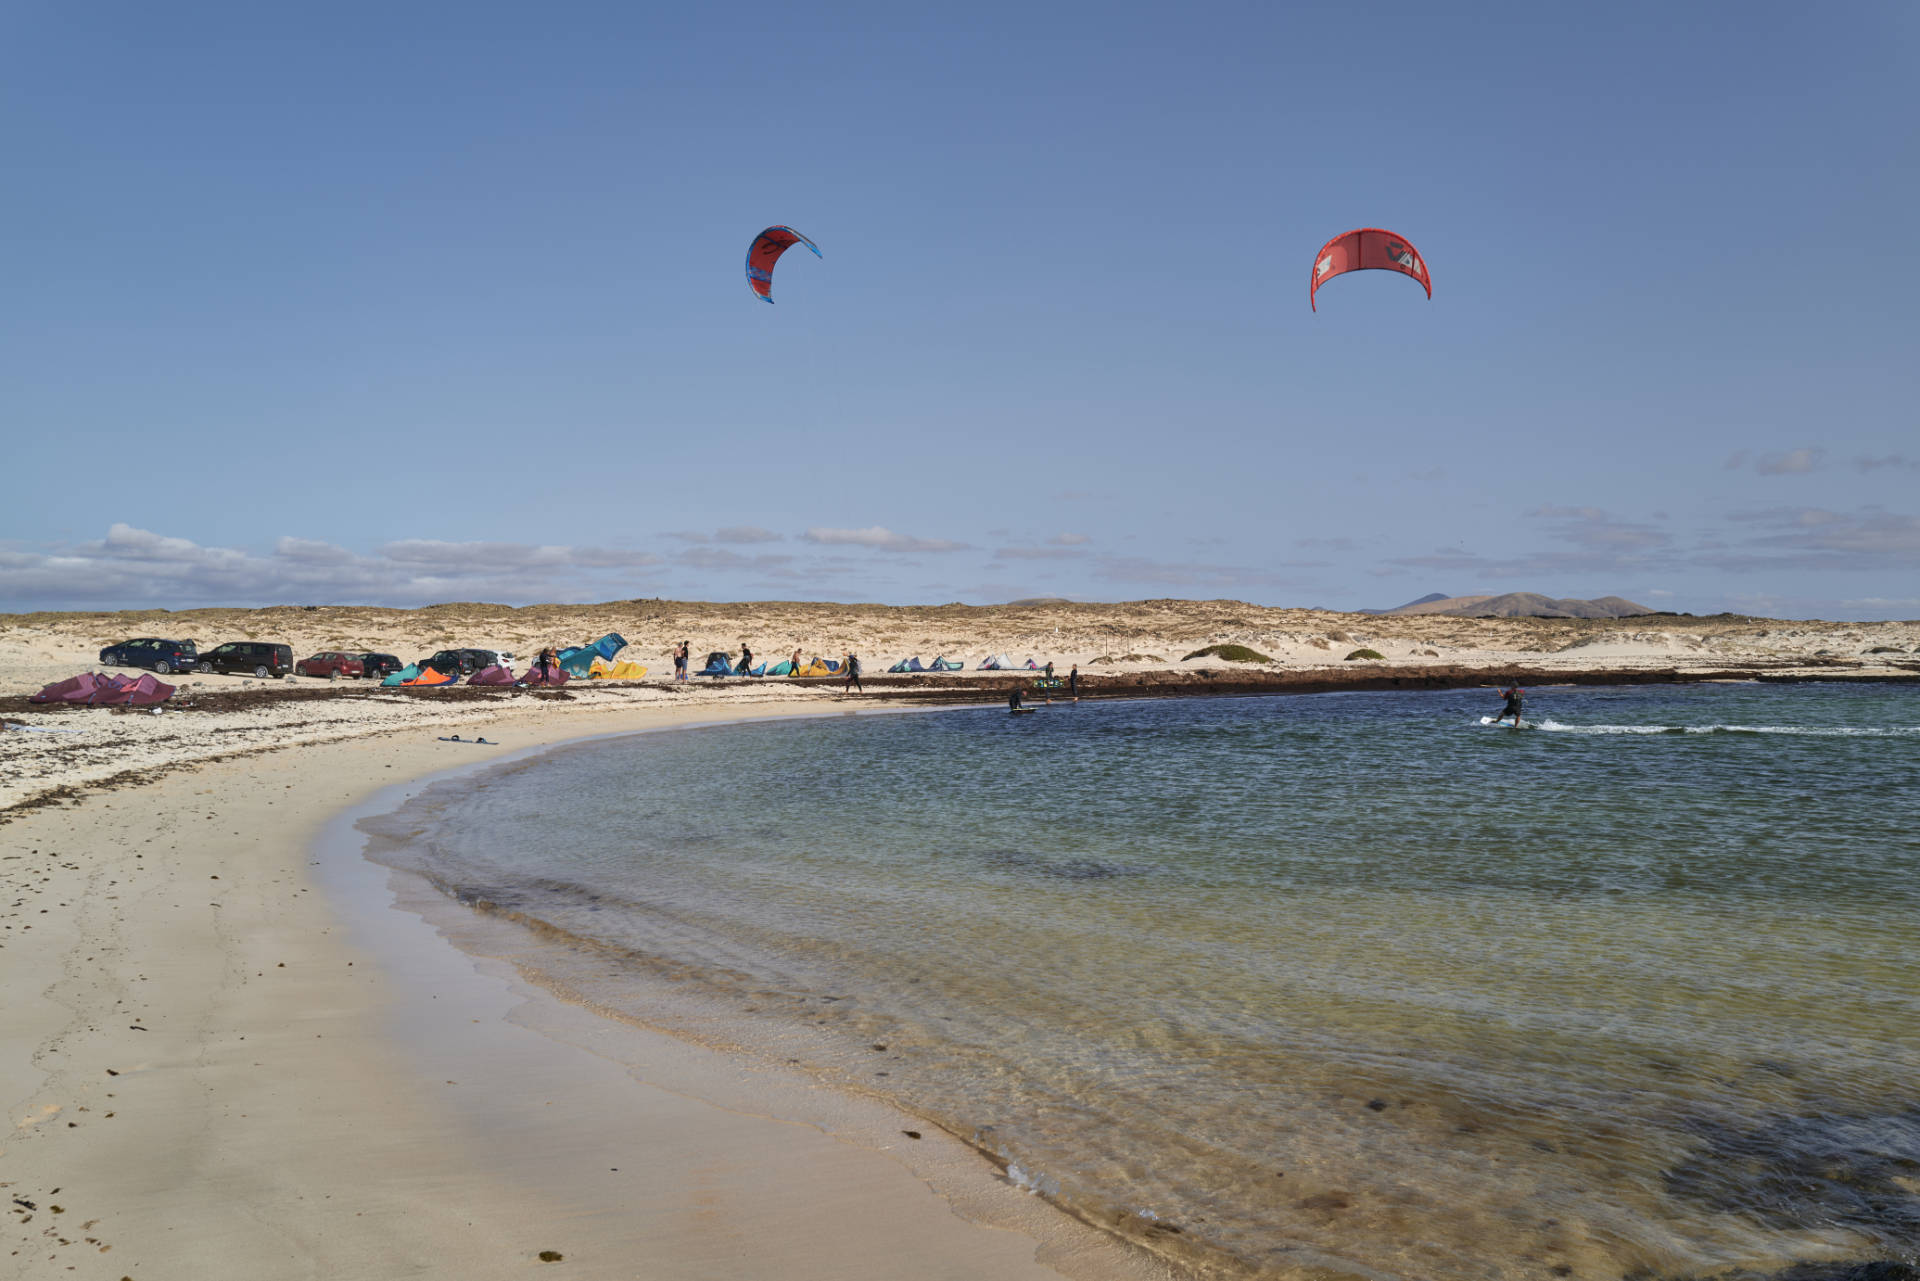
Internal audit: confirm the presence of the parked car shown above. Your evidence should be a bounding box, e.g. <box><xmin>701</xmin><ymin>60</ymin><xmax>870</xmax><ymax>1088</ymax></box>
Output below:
<box><xmin>98</xmin><ymin>637</ymin><xmax>198</xmax><ymax>676</ymax></box>
<box><xmin>416</xmin><ymin>648</ymin><xmax>504</xmax><ymax>676</ymax></box>
<box><xmin>359</xmin><ymin>652</ymin><xmax>403</xmax><ymax>679</ymax></box>
<box><xmin>295</xmin><ymin>651</ymin><xmax>365</xmax><ymax>680</ymax></box>
<box><xmin>197</xmin><ymin>641</ymin><xmax>294</xmax><ymax>678</ymax></box>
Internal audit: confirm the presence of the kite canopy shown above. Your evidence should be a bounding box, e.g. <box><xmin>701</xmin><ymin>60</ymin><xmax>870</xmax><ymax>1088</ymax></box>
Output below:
<box><xmin>1310</xmin><ymin>228</ymin><xmax>1431</xmax><ymax>311</ymax></box>
<box><xmin>745</xmin><ymin>225</ymin><xmax>821</xmax><ymax>303</ymax></box>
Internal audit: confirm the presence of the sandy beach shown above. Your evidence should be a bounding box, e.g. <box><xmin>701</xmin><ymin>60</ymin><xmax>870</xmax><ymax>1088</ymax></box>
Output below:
<box><xmin>6</xmin><ymin>600</ymin><xmax>1918</xmax><ymax>1279</ymax></box>
<box><xmin>3</xmin><ymin>694</ymin><xmax>1169</xmax><ymax>1280</ymax></box>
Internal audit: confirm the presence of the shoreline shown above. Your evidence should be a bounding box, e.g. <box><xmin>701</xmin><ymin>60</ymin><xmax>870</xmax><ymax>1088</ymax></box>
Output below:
<box><xmin>8</xmin><ymin>661</ymin><xmax>1917</xmax><ymax>819</ymax></box>
<box><xmin>2</xmin><ymin>698</ymin><xmax>1161</xmax><ymax>1280</ymax></box>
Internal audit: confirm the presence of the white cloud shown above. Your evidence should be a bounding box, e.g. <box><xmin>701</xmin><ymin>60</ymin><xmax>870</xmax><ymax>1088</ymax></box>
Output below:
<box><xmin>1855</xmin><ymin>455</ymin><xmax>1920</xmax><ymax>473</ymax></box>
<box><xmin>1047</xmin><ymin>532</ymin><xmax>1090</xmax><ymax>546</ymax></box>
<box><xmin>1842</xmin><ymin>596</ymin><xmax>1920</xmax><ymax>610</ymax></box>
<box><xmin>1728</xmin><ymin>448</ymin><xmax>1824</xmax><ymax>475</ymax></box>
<box><xmin>676</xmin><ymin>547</ymin><xmax>795</xmax><ymax>573</ymax></box>
<box><xmin>714</xmin><ymin>525</ymin><xmax>783</xmax><ymax>544</ymax></box>
<box><xmin>669</xmin><ymin>526</ymin><xmax>786</xmax><ymax>545</ymax></box>
<box><xmin>1756</xmin><ymin>448</ymin><xmax>1823</xmax><ymax>475</ymax></box>
<box><xmin>0</xmin><ymin>525</ymin><xmax>666</xmax><ymax>610</ymax></box>
<box><xmin>800</xmin><ymin>526</ymin><xmax>969</xmax><ymax>554</ymax></box>
<box><xmin>1712</xmin><ymin>506</ymin><xmax>1920</xmax><ymax>571</ymax></box>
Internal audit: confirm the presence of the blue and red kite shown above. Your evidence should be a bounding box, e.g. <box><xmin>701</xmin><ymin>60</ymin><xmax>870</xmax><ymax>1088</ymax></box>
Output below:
<box><xmin>1310</xmin><ymin>228</ymin><xmax>1430</xmax><ymax>311</ymax></box>
<box><xmin>745</xmin><ymin>225</ymin><xmax>821</xmax><ymax>303</ymax></box>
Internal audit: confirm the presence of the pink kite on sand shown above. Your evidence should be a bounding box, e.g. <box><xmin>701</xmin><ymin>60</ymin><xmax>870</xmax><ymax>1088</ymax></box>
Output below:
<box><xmin>30</xmin><ymin>671</ymin><xmax>173</xmax><ymax>706</ymax></box>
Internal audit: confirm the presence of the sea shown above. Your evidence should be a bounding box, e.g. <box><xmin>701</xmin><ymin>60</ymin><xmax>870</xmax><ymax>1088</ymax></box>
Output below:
<box><xmin>360</xmin><ymin>682</ymin><xmax>1920</xmax><ymax>1280</ymax></box>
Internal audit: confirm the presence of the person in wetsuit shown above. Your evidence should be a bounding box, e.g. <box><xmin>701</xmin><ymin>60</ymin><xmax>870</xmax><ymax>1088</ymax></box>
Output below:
<box><xmin>1491</xmin><ymin>682</ymin><xmax>1524</xmax><ymax>726</ymax></box>
<box><xmin>1009</xmin><ymin>685</ymin><xmax>1024</xmax><ymax>711</ymax></box>
<box><xmin>1068</xmin><ymin>663</ymin><xmax>1079</xmax><ymax>701</ymax></box>
<box><xmin>843</xmin><ymin>652</ymin><xmax>862</xmax><ymax>693</ymax></box>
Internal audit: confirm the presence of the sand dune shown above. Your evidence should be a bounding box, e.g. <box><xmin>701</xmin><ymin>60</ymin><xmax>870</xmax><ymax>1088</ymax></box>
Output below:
<box><xmin>1380</xmin><ymin>592</ymin><xmax>1655</xmax><ymax>618</ymax></box>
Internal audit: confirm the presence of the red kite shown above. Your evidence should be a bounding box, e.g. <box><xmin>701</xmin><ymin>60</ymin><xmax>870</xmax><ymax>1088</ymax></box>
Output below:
<box><xmin>1310</xmin><ymin>228</ymin><xmax>1431</xmax><ymax>311</ymax></box>
<box><xmin>745</xmin><ymin>225</ymin><xmax>821</xmax><ymax>304</ymax></box>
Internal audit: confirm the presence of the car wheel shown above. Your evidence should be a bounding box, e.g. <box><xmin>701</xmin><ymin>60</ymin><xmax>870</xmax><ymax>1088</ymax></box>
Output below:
<box><xmin>154</xmin><ymin>661</ymin><xmax>171</xmax><ymax>676</ymax></box>
<box><xmin>328</xmin><ymin>668</ymin><xmax>339</xmax><ymax>681</ymax></box>
<box><xmin>255</xmin><ymin>664</ymin><xmax>270</xmax><ymax>678</ymax></box>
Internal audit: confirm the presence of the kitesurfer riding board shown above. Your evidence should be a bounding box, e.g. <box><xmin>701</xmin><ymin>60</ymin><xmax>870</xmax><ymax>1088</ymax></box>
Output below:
<box><xmin>1489</xmin><ymin>683</ymin><xmax>1524</xmax><ymax>730</ymax></box>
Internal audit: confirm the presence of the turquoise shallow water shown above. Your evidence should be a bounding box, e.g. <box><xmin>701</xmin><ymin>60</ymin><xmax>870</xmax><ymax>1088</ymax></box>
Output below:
<box><xmin>366</xmin><ymin>684</ymin><xmax>1920</xmax><ymax>1279</ymax></box>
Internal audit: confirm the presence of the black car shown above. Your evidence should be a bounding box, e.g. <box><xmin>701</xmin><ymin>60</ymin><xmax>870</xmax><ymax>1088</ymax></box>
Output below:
<box><xmin>98</xmin><ymin>637</ymin><xmax>199</xmax><ymax>676</ymax></box>
<box><xmin>417</xmin><ymin>648</ymin><xmax>504</xmax><ymax>676</ymax></box>
<box><xmin>197</xmin><ymin>641</ymin><xmax>295</xmax><ymax>678</ymax></box>
<box><xmin>359</xmin><ymin>652</ymin><xmax>403</xmax><ymax>678</ymax></box>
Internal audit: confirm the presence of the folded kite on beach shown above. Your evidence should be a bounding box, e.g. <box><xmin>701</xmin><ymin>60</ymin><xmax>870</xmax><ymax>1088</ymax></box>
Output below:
<box><xmin>30</xmin><ymin>671</ymin><xmax>174</xmax><ymax>707</ymax></box>
<box><xmin>587</xmin><ymin>657</ymin><xmax>649</xmax><ymax>680</ymax></box>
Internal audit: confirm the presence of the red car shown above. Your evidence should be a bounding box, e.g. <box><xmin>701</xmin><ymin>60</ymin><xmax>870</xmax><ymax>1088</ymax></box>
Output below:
<box><xmin>295</xmin><ymin>651</ymin><xmax>366</xmax><ymax>680</ymax></box>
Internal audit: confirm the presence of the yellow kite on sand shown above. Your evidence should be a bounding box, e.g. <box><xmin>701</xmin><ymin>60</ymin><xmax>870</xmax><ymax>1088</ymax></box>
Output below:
<box><xmin>587</xmin><ymin>657</ymin><xmax>650</xmax><ymax>680</ymax></box>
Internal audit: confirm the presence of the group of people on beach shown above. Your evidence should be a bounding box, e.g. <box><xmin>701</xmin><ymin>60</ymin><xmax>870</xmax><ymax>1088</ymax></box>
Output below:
<box><xmin>667</xmin><ymin>641</ymin><xmax>865</xmax><ymax>691</ymax></box>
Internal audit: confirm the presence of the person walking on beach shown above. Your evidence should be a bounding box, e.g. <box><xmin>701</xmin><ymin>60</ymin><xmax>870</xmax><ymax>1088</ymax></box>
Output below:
<box><xmin>673</xmin><ymin>641</ymin><xmax>689</xmax><ymax>683</ymax></box>
<box><xmin>790</xmin><ymin>647</ymin><xmax>802</xmax><ymax>677</ymax></box>
<box><xmin>737</xmin><ymin>641</ymin><xmax>754</xmax><ymax>675</ymax></box>
<box><xmin>843</xmin><ymin>651</ymin><xmax>862</xmax><ymax>693</ymax></box>
<box><xmin>1491</xmin><ymin>681</ymin><xmax>1524</xmax><ymax>727</ymax></box>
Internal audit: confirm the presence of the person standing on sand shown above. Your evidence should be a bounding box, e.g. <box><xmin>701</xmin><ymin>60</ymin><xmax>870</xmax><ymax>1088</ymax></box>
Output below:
<box><xmin>673</xmin><ymin>642</ymin><xmax>688</xmax><ymax>683</ymax></box>
<box><xmin>842</xmin><ymin>652</ymin><xmax>862</xmax><ymax>692</ymax></box>
<box><xmin>533</xmin><ymin>646</ymin><xmax>560</xmax><ymax>684</ymax></box>
<box><xmin>738</xmin><ymin>641</ymin><xmax>754</xmax><ymax>675</ymax></box>
<box><xmin>791</xmin><ymin>647</ymin><xmax>802</xmax><ymax>677</ymax></box>
<box><xmin>1491</xmin><ymin>681</ymin><xmax>1524</xmax><ymax>726</ymax></box>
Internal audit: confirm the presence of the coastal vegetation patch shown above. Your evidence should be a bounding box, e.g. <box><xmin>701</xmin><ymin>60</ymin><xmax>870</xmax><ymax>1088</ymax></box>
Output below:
<box><xmin>1182</xmin><ymin>644</ymin><xmax>1273</xmax><ymax>664</ymax></box>
<box><xmin>1345</xmin><ymin>648</ymin><xmax>1386</xmax><ymax>661</ymax></box>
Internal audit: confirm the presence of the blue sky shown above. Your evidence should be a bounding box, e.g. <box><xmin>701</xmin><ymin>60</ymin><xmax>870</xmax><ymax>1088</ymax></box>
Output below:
<box><xmin>3</xmin><ymin>2</ymin><xmax>1915</xmax><ymax>617</ymax></box>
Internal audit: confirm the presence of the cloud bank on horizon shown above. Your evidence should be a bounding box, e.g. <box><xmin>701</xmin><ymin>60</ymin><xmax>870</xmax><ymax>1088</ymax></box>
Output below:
<box><xmin>5</xmin><ymin>503</ymin><xmax>1917</xmax><ymax>620</ymax></box>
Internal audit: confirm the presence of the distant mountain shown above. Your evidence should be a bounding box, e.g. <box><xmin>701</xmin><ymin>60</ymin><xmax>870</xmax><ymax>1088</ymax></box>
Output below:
<box><xmin>1356</xmin><ymin>592</ymin><xmax>1450</xmax><ymax>615</ymax></box>
<box><xmin>1381</xmin><ymin>592</ymin><xmax>1654</xmax><ymax>619</ymax></box>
